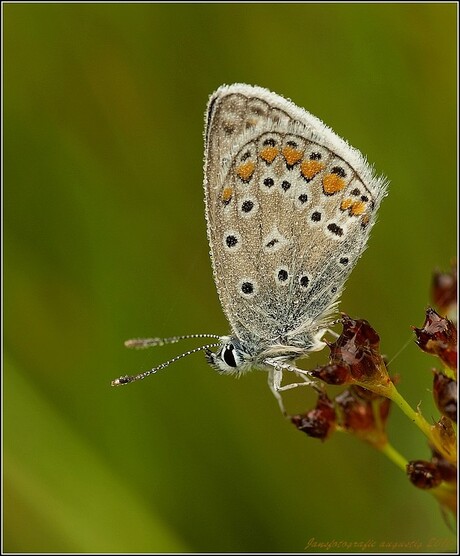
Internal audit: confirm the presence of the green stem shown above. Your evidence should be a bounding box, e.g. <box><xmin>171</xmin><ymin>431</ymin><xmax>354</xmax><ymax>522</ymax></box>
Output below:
<box><xmin>388</xmin><ymin>384</ymin><xmax>432</xmax><ymax>435</ymax></box>
<box><xmin>377</xmin><ymin>440</ymin><xmax>456</xmax><ymax>517</ymax></box>
<box><xmin>378</xmin><ymin>442</ymin><xmax>408</xmax><ymax>472</ymax></box>
<box><xmin>385</xmin><ymin>382</ymin><xmax>455</xmax><ymax>463</ymax></box>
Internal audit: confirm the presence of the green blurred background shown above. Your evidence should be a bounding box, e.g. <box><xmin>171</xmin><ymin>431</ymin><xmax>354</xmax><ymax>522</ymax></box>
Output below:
<box><xmin>4</xmin><ymin>3</ymin><xmax>457</xmax><ymax>553</ymax></box>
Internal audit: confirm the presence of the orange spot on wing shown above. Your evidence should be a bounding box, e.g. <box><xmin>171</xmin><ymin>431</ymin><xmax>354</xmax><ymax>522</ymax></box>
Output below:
<box><xmin>300</xmin><ymin>160</ymin><xmax>324</xmax><ymax>180</ymax></box>
<box><xmin>222</xmin><ymin>186</ymin><xmax>233</xmax><ymax>203</ymax></box>
<box><xmin>351</xmin><ymin>201</ymin><xmax>366</xmax><ymax>216</ymax></box>
<box><xmin>259</xmin><ymin>146</ymin><xmax>279</xmax><ymax>164</ymax></box>
<box><xmin>236</xmin><ymin>161</ymin><xmax>255</xmax><ymax>182</ymax></box>
<box><xmin>361</xmin><ymin>215</ymin><xmax>370</xmax><ymax>227</ymax></box>
<box><xmin>282</xmin><ymin>146</ymin><xmax>303</xmax><ymax>167</ymax></box>
<box><xmin>340</xmin><ymin>198</ymin><xmax>353</xmax><ymax>211</ymax></box>
<box><xmin>323</xmin><ymin>173</ymin><xmax>346</xmax><ymax>195</ymax></box>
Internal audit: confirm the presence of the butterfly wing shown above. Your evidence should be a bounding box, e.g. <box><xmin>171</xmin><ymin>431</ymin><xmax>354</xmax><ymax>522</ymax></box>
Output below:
<box><xmin>204</xmin><ymin>84</ymin><xmax>387</xmax><ymax>353</ymax></box>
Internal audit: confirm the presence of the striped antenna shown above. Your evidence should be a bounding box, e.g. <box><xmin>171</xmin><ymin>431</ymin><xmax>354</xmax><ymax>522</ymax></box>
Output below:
<box><xmin>111</xmin><ymin>341</ymin><xmax>221</xmax><ymax>386</ymax></box>
<box><xmin>124</xmin><ymin>333</ymin><xmax>221</xmax><ymax>349</ymax></box>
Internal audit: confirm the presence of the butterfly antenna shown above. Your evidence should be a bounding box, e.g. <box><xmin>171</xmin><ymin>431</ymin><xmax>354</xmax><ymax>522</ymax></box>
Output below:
<box><xmin>124</xmin><ymin>333</ymin><xmax>221</xmax><ymax>349</ymax></box>
<box><xmin>111</xmin><ymin>342</ymin><xmax>221</xmax><ymax>386</ymax></box>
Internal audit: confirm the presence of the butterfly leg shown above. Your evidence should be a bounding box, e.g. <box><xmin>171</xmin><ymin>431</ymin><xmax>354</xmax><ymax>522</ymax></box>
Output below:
<box><xmin>266</xmin><ymin>360</ymin><xmax>323</xmax><ymax>416</ymax></box>
<box><xmin>266</xmin><ymin>358</ymin><xmax>322</xmax><ymax>389</ymax></box>
<box><xmin>267</xmin><ymin>369</ymin><xmax>287</xmax><ymax>416</ymax></box>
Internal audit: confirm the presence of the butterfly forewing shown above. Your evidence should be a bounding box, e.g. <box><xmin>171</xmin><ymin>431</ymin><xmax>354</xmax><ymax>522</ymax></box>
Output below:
<box><xmin>204</xmin><ymin>85</ymin><xmax>386</xmax><ymax>355</ymax></box>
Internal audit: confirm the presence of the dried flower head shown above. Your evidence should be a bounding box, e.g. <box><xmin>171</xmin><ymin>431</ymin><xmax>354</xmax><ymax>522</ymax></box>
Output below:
<box><xmin>413</xmin><ymin>308</ymin><xmax>457</xmax><ymax>371</ymax></box>
<box><xmin>291</xmin><ymin>393</ymin><xmax>336</xmax><ymax>441</ymax></box>
<box><xmin>407</xmin><ymin>460</ymin><xmax>443</xmax><ymax>489</ymax></box>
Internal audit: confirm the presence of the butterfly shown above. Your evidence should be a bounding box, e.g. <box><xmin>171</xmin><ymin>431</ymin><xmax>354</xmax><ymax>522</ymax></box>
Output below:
<box><xmin>112</xmin><ymin>84</ymin><xmax>388</xmax><ymax>414</ymax></box>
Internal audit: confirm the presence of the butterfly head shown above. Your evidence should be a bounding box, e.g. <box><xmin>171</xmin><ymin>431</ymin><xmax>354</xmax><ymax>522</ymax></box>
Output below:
<box><xmin>205</xmin><ymin>336</ymin><xmax>253</xmax><ymax>375</ymax></box>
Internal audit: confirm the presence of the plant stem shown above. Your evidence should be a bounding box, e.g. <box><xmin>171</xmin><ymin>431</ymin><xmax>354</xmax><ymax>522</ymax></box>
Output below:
<box><xmin>385</xmin><ymin>382</ymin><xmax>455</xmax><ymax>464</ymax></box>
<box><xmin>377</xmin><ymin>438</ymin><xmax>456</xmax><ymax>517</ymax></box>
<box><xmin>378</xmin><ymin>442</ymin><xmax>408</xmax><ymax>472</ymax></box>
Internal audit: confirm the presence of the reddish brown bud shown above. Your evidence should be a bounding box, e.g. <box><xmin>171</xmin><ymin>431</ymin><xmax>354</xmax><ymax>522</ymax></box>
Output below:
<box><xmin>433</xmin><ymin>371</ymin><xmax>457</xmax><ymax>421</ymax></box>
<box><xmin>330</xmin><ymin>315</ymin><xmax>381</xmax><ymax>375</ymax></box>
<box><xmin>310</xmin><ymin>363</ymin><xmax>351</xmax><ymax>385</ymax></box>
<box><xmin>414</xmin><ymin>308</ymin><xmax>457</xmax><ymax>370</ymax></box>
<box><xmin>407</xmin><ymin>460</ymin><xmax>442</xmax><ymax>489</ymax></box>
<box><xmin>334</xmin><ymin>388</ymin><xmax>391</xmax><ymax>447</ymax></box>
<box><xmin>349</xmin><ymin>386</ymin><xmax>392</xmax><ymax>426</ymax></box>
<box><xmin>335</xmin><ymin>389</ymin><xmax>389</xmax><ymax>430</ymax></box>
<box><xmin>291</xmin><ymin>393</ymin><xmax>336</xmax><ymax>441</ymax></box>
<box><xmin>311</xmin><ymin>315</ymin><xmax>391</xmax><ymax>396</ymax></box>
<box><xmin>335</xmin><ymin>389</ymin><xmax>372</xmax><ymax>431</ymax></box>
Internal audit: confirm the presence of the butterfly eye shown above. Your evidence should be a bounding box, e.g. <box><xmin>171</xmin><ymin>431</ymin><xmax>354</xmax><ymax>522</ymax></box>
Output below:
<box><xmin>222</xmin><ymin>343</ymin><xmax>237</xmax><ymax>368</ymax></box>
